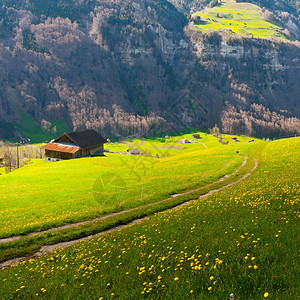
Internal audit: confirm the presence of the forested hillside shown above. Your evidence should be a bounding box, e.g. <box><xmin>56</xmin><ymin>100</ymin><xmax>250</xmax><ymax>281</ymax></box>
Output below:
<box><xmin>0</xmin><ymin>0</ymin><xmax>299</xmax><ymax>141</ymax></box>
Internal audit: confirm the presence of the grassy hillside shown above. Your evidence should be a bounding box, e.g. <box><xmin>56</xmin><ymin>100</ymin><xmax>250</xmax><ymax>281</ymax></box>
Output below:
<box><xmin>0</xmin><ymin>137</ymin><xmax>298</xmax><ymax>298</ymax></box>
<box><xmin>0</xmin><ymin>133</ymin><xmax>259</xmax><ymax>238</ymax></box>
<box><xmin>13</xmin><ymin>110</ymin><xmax>70</xmax><ymax>143</ymax></box>
<box><xmin>194</xmin><ymin>0</ymin><xmax>287</xmax><ymax>40</ymax></box>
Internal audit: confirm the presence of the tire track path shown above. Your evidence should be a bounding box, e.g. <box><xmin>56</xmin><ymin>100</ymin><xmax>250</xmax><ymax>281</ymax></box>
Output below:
<box><xmin>0</xmin><ymin>157</ymin><xmax>257</xmax><ymax>269</ymax></box>
<box><xmin>0</xmin><ymin>157</ymin><xmax>248</xmax><ymax>245</ymax></box>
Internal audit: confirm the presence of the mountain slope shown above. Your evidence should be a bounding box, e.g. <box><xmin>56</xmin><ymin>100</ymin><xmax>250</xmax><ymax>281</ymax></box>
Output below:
<box><xmin>170</xmin><ymin>0</ymin><xmax>299</xmax><ymax>15</ymax></box>
<box><xmin>0</xmin><ymin>0</ymin><xmax>299</xmax><ymax>141</ymax></box>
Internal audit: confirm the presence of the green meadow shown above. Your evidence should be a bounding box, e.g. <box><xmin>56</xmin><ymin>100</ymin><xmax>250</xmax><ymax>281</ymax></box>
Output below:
<box><xmin>0</xmin><ymin>136</ymin><xmax>298</xmax><ymax>299</ymax></box>
<box><xmin>194</xmin><ymin>0</ymin><xmax>286</xmax><ymax>40</ymax></box>
<box><xmin>13</xmin><ymin>109</ymin><xmax>70</xmax><ymax>143</ymax></box>
<box><xmin>0</xmin><ymin>133</ymin><xmax>259</xmax><ymax>238</ymax></box>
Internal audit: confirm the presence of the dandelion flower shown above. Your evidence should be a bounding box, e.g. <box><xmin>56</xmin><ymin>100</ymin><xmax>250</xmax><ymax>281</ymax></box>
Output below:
<box><xmin>264</xmin><ymin>292</ymin><xmax>269</xmax><ymax>298</ymax></box>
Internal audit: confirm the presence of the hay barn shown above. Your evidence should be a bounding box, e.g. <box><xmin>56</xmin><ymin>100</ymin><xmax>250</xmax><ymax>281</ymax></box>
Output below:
<box><xmin>41</xmin><ymin>129</ymin><xmax>107</xmax><ymax>161</ymax></box>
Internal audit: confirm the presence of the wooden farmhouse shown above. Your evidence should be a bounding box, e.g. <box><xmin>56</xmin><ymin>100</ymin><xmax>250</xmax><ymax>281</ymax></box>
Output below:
<box><xmin>41</xmin><ymin>129</ymin><xmax>107</xmax><ymax>161</ymax></box>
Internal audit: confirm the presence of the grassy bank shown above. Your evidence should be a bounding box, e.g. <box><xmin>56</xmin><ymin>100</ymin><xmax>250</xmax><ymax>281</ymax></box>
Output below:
<box><xmin>0</xmin><ymin>133</ymin><xmax>258</xmax><ymax>238</ymax></box>
<box><xmin>0</xmin><ymin>150</ymin><xmax>259</xmax><ymax>264</ymax></box>
<box><xmin>0</xmin><ymin>137</ymin><xmax>298</xmax><ymax>298</ymax></box>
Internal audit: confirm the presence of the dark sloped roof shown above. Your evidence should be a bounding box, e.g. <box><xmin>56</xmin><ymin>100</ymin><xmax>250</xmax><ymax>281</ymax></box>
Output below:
<box><xmin>62</xmin><ymin>129</ymin><xmax>107</xmax><ymax>149</ymax></box>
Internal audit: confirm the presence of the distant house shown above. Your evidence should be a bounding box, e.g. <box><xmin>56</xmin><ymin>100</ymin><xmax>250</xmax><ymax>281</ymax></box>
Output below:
<box><xmin>41</xmin><ymin>129</ymin><xmax>107</xmax><ymax>161</ymax></box>
<box><xmin>126</xmin><ymin>148</ymin><xmax>141</xmax><ymax>155</ymax></box>
<box><xmin>231</xmin><ymin>137</ymin><xmax>240</xmax><ymax>142</ymax></box>
<box><xmin>193</xmin><ymin>134</ymin><xmax>201</xmax><ymax>139</ymax></box>
<box><xmin>183</xmin><ymin>138</ymin><xmax>191</xmax><ymax>144</ymax></box>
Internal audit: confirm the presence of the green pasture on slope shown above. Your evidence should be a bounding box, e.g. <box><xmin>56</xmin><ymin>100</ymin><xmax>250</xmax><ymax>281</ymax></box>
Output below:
<box><xmin>194</xmin><ymin>0</ymin><xmax>286</xmax><ymax>40</ymax></box>
<box><xmin>0</xmin><ymin>138</ymin><xmax>298</xmax><ymax>298</ymax></box>
<box><xmin>13</xmin><ymin>109</ymin><xmax>70</xmax><ymax>143</ymax></box>
<box><xmin>0</xmin><ymin>133</ymin><xmax>259</xmax><ymax>238</ymax></box>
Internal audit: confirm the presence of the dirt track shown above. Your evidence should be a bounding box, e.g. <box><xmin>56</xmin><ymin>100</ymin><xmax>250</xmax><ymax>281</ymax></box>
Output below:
<box><xmin>0</xmin><ymin>157</ymin><xmax>257</xmax><ymax>269</ymax></box>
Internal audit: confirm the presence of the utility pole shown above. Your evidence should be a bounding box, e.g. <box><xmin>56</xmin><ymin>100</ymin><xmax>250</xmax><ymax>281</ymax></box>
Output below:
<box><xmin>16</xmin><ymin>143</ymin><xmax>19</xmax><ymax>169</ymax></box>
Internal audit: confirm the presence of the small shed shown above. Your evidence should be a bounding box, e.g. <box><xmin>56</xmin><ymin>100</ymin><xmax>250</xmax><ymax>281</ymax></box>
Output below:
<box><xmin>41</xmin><ymin>129</ymin><xmax>107</xmax><ymax>161</ymax></box>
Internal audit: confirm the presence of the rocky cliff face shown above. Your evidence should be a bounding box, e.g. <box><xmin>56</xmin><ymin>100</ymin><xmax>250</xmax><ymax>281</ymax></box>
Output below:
<box><xmin>0</xmin><ymin>0</ymin><xmax>299</xmax><ymax>140</ymax></box>
<box><xmin>185</xmin><ymin>27</ymin><xmax>300</xmax><ymax>136</ymax></box>
<box><xmin>194</xmin><ymin>37</ymin><xmax>300</xmax><ymax>72</ymax></box>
